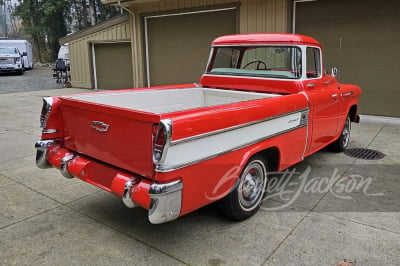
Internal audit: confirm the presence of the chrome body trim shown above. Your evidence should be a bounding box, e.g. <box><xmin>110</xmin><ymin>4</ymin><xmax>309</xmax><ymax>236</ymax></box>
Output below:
<box><xmin>341</xmin><ymin>91</ymin><xmax>354</xmax><ymax>97</ymax></box>
<box><xmin>60</xmin><ymin>154</ymin><xmax>76</xmax><ymax>179</ymax></box>
<box><xmin>153</xmin><ymin>119</ymin><xmax>172</xmax><ymax>165</ymax></box>
<box><xmin>42</xmin><ymin>129</ymin><xmax>58</xmax><ymax>134</ymax></box>
<box><xmin>307</xmin><ymin>83</ymin><xmax>315</xmax><ymax>88</ymax></box>
<box><xmin>40</xmin><ymin>97</ymin><xmax>53</xmax><ymax>128</ymax></box>
<box><xmin>35</xmin><ymin>139</ymin><xmax>60</xmax><ymax>150</ymax></box>
<box><xmin>157</xmin><ymin>107</ymin><xmax>309</xmax><ymax>173</ymax></box>
<box><xmin>156</xmin><ymin>124</ymin><xmax>307</xmax><ymax>173</ymax></box>
<box><xmin>148</xmin><ymin>180</ymin><xmax>183</xmax><ymax>224</ymax></box>
<box><xmin>91</xmin><ymin>121</ymin><xmax>110</xmax><ymax>132</ymax></box>
<box><xmin>171</xmin><ymin>108</ymin><xmax>309</xmax><ymax>146</ymax></box>
<box><xmin>299</xmin><ymin>109</ymin><xmax>308</xmax><ymax>126</ymax></box>
<box><xmin>122</xmin><ymin>179</ymin><xmax>139</xmax><ymax>208</ymax></box>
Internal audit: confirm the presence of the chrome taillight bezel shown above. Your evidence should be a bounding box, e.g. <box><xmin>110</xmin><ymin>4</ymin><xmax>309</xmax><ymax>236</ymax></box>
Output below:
<box><xmin>153</xmin><ymin>119</ymin><xmax>172</xmax><ymax>165</ymax></box>
<box><xmin>40</xmin><ymin>97</ymin><xmax>53</xmax><ymax>129</ymax></box>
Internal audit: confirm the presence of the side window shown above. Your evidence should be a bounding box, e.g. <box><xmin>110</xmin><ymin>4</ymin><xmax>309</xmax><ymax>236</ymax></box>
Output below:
<box><xmin>306</xmin><ymin>47</ymin><xmax>321</xmax><ymax>79</ymax></box>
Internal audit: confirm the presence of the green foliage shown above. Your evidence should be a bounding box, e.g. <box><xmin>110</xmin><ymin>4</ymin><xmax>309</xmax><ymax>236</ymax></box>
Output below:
<box><xmin>14</xmin><ymin>0</ymin><xmax>67</xmax><ymax>62</ymax></box>
<box><xmin>14</xmin><ymin>0</ymin><xmax>122</xmax><ymax>63</ymax></box>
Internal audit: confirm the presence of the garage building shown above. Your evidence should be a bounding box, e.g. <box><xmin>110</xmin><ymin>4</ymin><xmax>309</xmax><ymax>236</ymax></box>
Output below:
<box><xmin>61</xmin><ymin>0</ymin><xmax>400</xmax><ymax>117</ymax></box>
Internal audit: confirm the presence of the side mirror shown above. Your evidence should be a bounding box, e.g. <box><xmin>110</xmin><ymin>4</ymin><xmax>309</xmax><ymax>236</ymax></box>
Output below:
<box><xmin>331</xmin><ymin>67</ymin><xmax>338</xmax><ymax>77</ymax></box>
<box><xmin>22</xmin><ymin>52</ymin><xmax>27</xmax><ymax>57</ymax></box>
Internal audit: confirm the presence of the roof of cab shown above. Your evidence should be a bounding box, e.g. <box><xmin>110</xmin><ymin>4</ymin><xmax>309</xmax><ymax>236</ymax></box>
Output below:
<box><xmin>212</xmin><ymin>33</ymin><xmax>321</xmax><ymax>47</ymax></box>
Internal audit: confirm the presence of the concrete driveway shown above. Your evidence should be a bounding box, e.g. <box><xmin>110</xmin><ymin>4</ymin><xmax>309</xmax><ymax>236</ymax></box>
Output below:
<box><xmin>0</xmin><ymin>67</ymin><xmax>59</xmax><ymax>94</ymax></box>
<box><xmin>1</xmin><ymin>88</ymin><xmax>399</xmax><ymax>265</ymax></box>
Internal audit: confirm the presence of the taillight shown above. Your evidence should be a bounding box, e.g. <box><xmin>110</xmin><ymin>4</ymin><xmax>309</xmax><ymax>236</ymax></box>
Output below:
<box><xmin>40</xmin><ymin>97</ymin><xmax>53</xmax><ymax>129</ymax></box>
<box><xmin>153</xmin><ymin>119</ymin><xmax>172</xmax><ymax>165</ymax></box>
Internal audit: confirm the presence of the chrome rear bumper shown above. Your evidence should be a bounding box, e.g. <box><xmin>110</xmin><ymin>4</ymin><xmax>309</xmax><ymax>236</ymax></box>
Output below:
<box><xmin>35</xmin><ymin>139</ymin><xmax>60</xmax><ymax>169</ymax></box>
<box><xmin>35</xmin><ymin>139</ymin><xmax>183</xmax><ymax>224</ymax></box>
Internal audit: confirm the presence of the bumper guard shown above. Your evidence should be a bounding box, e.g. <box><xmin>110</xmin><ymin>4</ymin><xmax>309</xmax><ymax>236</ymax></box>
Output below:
<box><xmin>35</xmin><ymin>139</ymin><xmax>60</xmax><ymax>169</ymax></box>
<box><xmin>148</xmin><ymin>180</ymin><xmax>183</xmax><ymax>224</ymax></box>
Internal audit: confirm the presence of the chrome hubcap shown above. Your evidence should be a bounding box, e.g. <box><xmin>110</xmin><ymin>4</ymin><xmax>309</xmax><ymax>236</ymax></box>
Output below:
<box><xmin>238</xmin><ymin>162</ymin><xmax>266</xmax><ymax>211</ymax></box>
<box><xmin>342</xmin><ymin>118</ymin><xmax>350</xmax><ymax>148</ymax></box>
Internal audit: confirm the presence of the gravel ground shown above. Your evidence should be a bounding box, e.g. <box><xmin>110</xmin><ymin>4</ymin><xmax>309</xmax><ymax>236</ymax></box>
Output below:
<box><xmin>0</xmin><ymin>67</ymin><xmax>63</xmax><ymax>94</ymax></box>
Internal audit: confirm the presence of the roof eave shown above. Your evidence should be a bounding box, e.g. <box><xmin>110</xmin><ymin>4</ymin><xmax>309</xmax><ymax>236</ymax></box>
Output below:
<box><xmin>59</xmin><ymin>15</ymin><xmax>129</xmax><ymax>45</ymax></box>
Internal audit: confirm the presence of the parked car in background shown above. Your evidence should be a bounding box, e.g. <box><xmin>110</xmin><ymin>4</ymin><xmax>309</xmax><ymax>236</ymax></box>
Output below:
<box><xmin>0</xmin><ymin>47</ymin><xmax>26</xmax><ymax>75</ymax></box>
<box><xmin>0</xmin><ymin>40</ymin><xmax>33</xmax><ymax>69</ymax></box>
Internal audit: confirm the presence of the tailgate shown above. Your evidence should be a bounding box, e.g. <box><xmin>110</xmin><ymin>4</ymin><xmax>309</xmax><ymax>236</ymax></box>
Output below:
<box><xmin>60</xmin><ymin>97</ymin><xmax>160</xmax><ymax>178</ymax></box>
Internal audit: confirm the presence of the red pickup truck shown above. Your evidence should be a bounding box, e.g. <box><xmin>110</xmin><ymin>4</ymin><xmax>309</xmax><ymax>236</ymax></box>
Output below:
<box><xmin>36</xmin><ymin>34</ymin><xmax>361</xmax><ymax>224</ymax></box>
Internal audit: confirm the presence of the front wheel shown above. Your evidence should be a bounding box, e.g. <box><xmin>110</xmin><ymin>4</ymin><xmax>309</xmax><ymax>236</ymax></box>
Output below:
<box><xmin>218</xmin><ymin>156</ymin><xmax>268</xmax><ymax>220</ymax></box>
<box><xmin>330</xmin><ymin>115</ymin><xmax>351</xmax><ymax>152</ymax></box>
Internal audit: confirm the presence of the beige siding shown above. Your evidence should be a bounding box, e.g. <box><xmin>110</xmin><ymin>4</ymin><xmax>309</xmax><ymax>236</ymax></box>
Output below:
<box><xmin>68</xmin><ymin>0</ymin><xmax>289</xmax><ymax>88</ymax></box>
<box><xmin>130</xmin><ymin>0</ymin><xmax>289</xmax><ymax>86</ymax></box>
<box><xmin>68</xmin><ymin>20</ymin><xmax>131</xmax><ymax>88</ymax></box>
<box><xmin>134</xmin><ymin>0</ymin><xmax>288</xmax><ymax>33</ymax></box>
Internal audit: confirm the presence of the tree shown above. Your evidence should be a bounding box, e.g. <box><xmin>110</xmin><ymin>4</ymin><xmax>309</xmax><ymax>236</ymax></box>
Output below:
<box><xmin>14</xmin><ymin>0</ymin><xmax>67</xmax><ymax>62</ymax></box>
<box><xmin>14</xmin><ymin>0</ymin><xmax>122</xmax><ymax>63</ymax></box>
<box><xmin>43</xmin><ymin>0</ymin><xmax>68</xmax><ymax>60</ymax></box>
<box><xmin>66</xmin><ymin>0</ymin><xmax>121</xmax><ymax>32</ymax></box>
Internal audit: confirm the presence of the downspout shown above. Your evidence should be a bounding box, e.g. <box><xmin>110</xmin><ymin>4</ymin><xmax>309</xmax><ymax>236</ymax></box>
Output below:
<box><xmin>92</xmin><ymin>42</ymin><xmax>98</xmax><ymax>90</ymax></box>
<box><xmin>117</xmin><ymin>1</ymin><xmax>140</xmax><ymax>88</ymax></box>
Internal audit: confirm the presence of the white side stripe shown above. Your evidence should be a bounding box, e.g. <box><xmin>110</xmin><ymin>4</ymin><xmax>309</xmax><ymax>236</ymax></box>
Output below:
<box><xmin>157</xmin><ymin>110</ymin><xmax>307</xmax><ymax>172</ymax></box>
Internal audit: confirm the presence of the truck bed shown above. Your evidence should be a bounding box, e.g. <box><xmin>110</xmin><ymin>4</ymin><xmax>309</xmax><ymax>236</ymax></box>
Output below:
<box><xmin>58</xmin><ymin>87</ymin><xmax>283</xmax><ymax>178</ymax></box>
<box><xmin>64</xmin><ymin>87</ymin><xmax>280</xmax><ymax>114</ymax></box>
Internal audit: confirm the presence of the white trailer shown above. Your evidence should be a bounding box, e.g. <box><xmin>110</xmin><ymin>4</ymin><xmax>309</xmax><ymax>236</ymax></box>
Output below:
<box><xmin>0</xmin><ymin>40</ymin><xmax>33</xmax><ymax>69</ymax></box>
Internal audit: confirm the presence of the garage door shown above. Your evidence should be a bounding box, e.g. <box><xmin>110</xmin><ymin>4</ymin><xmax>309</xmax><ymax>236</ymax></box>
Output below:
<box><xmin>94</xmin><ymin>42</ymin><xmax>133</xmax><ymax>90</ymax></box>
<box><xmin>145</xmin><ymin>8</ymin><xmax>237</xmax><ymax>86</ymax></box>
<box><xmin>295</xmin><ymin>0</ymin><xmax>400</xmax><ymax>116</ymax></box>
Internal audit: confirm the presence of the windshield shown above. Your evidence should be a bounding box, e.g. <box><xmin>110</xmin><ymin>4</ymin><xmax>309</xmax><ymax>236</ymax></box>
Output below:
<box><xmin>0</xmin><ymin>47</ymin><xmax>18</xmax><ymax>54</ymax></box>
<box><xmin>207</xmin><ymin>46</ymin><xmax>302</xmax><ymax>79</ymax></box>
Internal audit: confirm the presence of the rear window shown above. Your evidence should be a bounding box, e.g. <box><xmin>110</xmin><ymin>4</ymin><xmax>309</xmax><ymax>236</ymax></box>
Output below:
<box><xmin>207</xmin><ymin>46</ymin><xmax>302</xmax><ymax>79</ymax></box>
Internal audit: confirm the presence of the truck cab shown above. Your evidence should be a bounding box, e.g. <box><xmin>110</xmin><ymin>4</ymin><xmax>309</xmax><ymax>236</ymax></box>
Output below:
<box><xmin>201</xmin><ymin>33</ymin><xmax>360</xmax><ymax>154</ymax></box>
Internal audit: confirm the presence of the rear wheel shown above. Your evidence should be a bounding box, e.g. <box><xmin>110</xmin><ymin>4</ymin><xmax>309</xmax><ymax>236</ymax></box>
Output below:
<box><xmin>218</xmin><ymin>156</ymin><xmax>268</xmax><ymax>220</ymax></box>
<box><xmin>330</xmin><ymin>115</ymin><xmax>351</xmax><ymax>152</ymax></box>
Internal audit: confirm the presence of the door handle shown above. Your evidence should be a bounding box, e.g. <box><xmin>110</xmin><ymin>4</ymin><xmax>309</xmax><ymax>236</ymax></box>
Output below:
<box><xmin>341</xmin><ymin>91</ymin><xmax>354</xmax><ymax>97</ymax></box>
<box><xmin>332</xmin><ymin>93</ymin><xmax>338</xmax><ymax>100</ymax></box>
<box><xmin>307</xmin><ymin>83</ymin><xmax>315</xmax><ymax>88</ymax></box>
